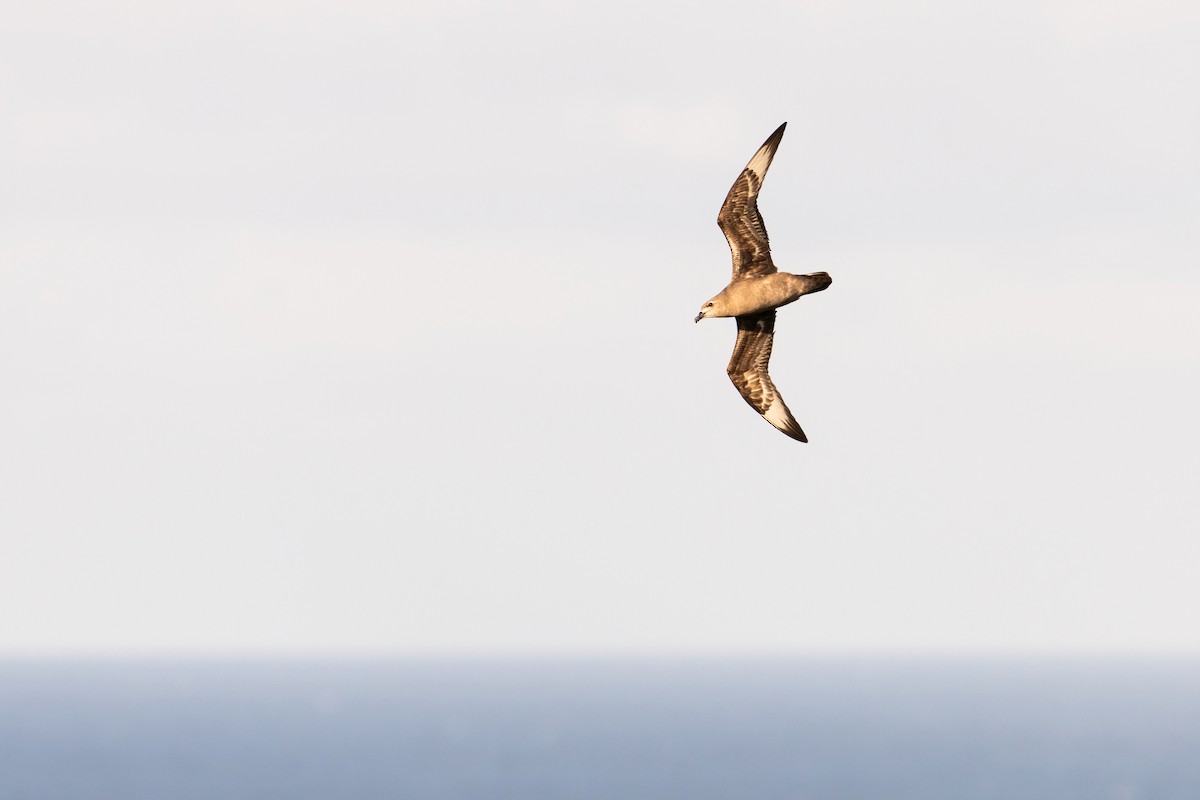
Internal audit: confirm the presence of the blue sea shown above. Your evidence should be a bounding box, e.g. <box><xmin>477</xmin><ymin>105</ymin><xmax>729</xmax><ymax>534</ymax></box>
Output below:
<box><xmin>1</xmin><ymin>658</ymin><xmax>1198</xmax><ymax>799</ymax></box>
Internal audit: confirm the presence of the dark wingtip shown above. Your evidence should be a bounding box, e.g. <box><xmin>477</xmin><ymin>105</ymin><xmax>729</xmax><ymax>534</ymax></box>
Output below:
<box><xmin>763</xmin><ymin>122</ymin><xmax>787</xmax><ymax>151</ymax></box>
<box><xmin>769</xmin><ymin>413</ymin><xmax>809</xmax><ymax>443</ymax></box>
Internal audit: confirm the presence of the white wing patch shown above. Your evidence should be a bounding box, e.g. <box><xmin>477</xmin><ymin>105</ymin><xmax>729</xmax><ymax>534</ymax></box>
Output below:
<box><xmin>762</xmin><ymin>396</ymin><xmax>807</xmax><ymax>442</ymax></box>
<box><xmin>762</xmin><ymin>397</ymin><xmax>791</xmax><ymax>428</ymax></box>
<box><xmin>744</xmin><ymin>141</ymin><xmax>778</xmax><ymax>185</ymax></box>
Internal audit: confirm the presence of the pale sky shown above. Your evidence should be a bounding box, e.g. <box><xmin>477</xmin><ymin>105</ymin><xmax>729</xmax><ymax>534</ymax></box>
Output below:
<box><xmin>2</xmin><ymin>0</ymin><xmax>1198</xmax><ymax>656</ymax></box>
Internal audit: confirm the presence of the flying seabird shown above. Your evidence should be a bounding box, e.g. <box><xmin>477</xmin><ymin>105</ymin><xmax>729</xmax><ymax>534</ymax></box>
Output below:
<box><xmin>694</xmin><ymin>122</ymin><xmax>832</xmax><ymax>442</ymax></box>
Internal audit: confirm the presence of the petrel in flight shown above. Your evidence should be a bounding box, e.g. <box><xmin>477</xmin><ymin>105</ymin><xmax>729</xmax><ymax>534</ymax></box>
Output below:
<box><xmin>694</xmin><ymin>122</ymin><xmax>832</xmax><ymax>442</ymax></box>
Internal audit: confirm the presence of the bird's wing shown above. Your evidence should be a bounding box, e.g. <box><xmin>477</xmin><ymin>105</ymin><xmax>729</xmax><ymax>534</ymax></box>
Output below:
<box><xmin>726</xmin><ymin>310</ymin><xmax>807</xmax><ymax>442</ymax></box>
<box><xmin>717</xmin><ymin>122</ymin><xmax>786</xmax><ymax>280</ymax></box>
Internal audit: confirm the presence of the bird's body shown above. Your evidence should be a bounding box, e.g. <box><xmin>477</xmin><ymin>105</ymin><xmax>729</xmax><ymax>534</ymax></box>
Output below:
<box><xmin>694</xmin><ymin>122</ymin><xmax>832</xmax><ymax>442</ymax></box>
<box><xmin>700</xmin><ymin>271</ymin><xmax>827</xmax><ymax>319</ymax></box>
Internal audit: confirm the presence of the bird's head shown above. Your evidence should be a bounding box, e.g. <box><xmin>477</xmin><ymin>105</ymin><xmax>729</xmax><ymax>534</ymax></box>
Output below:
<box><xmin>694</xmin><ymin>295</ymin><xmax>726</xmax><ymax>323</ymax></box>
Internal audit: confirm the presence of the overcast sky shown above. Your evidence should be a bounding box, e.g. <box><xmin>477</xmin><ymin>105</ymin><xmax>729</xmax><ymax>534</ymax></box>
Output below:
<box><xmin>3</xmin><ymin>0</ymin><xmax>1198</xmax><ymax>656</ymax></box>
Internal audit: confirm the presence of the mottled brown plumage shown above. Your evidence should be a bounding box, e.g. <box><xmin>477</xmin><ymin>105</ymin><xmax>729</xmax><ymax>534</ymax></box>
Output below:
<box><xmin>726</xmin><ymin>311</ymin><xmax>808</xmax><ymax>441</ymax></box>
<box><xmin>717</xmin><ymin>124</ymin><xmax>785</xmax><ymax>280</ymax></box>
<box><xmin>694</xmin><ymin>122</ymin><xmax>832</xmax><ymax>442</ymax></box>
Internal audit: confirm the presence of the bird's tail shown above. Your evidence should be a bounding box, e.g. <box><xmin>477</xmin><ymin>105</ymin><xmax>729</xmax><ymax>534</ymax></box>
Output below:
<box><xmin>800</xmin><ymin>272</ymin><xmax>832</xmax><ymax>295</ymax></box>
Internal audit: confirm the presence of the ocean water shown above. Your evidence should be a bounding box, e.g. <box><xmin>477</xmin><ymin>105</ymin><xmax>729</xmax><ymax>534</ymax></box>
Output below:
<box><xmin>1</xmin><ymin>658</ymin><xmax>1197</xmax><ymax>799</ymax></box>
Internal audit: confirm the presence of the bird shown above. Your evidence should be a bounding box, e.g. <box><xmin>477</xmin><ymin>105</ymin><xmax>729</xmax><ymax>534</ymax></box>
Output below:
<box><xmin>694</xmin><ymin>122</ymin><xmax>832</xmax><ymax>442</ymax></box>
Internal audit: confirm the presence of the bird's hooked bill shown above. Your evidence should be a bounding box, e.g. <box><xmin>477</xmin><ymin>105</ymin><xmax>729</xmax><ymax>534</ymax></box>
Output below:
<box><xmin>694</xmin><ymin>313</ymin><xmax>704</xmax><ymax>323</ymax></box>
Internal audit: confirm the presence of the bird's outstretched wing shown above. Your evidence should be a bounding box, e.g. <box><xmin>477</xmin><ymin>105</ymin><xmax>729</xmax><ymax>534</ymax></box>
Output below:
<box><xmin>726</xmin><ymin>310</ymin><xmax>807</xmax><ymax>442</ymax></box>
<box><xmin>717</xmin><ymin>122</ymin><xmax>786</xmax><ymax>281</ymax></box>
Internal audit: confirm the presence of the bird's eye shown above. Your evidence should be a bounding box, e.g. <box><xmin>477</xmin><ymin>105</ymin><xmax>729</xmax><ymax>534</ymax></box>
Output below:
<box><xmin>706</xmin><ymin>302</ymin><xmax>713</xmax><ymax>307</ymax></box>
